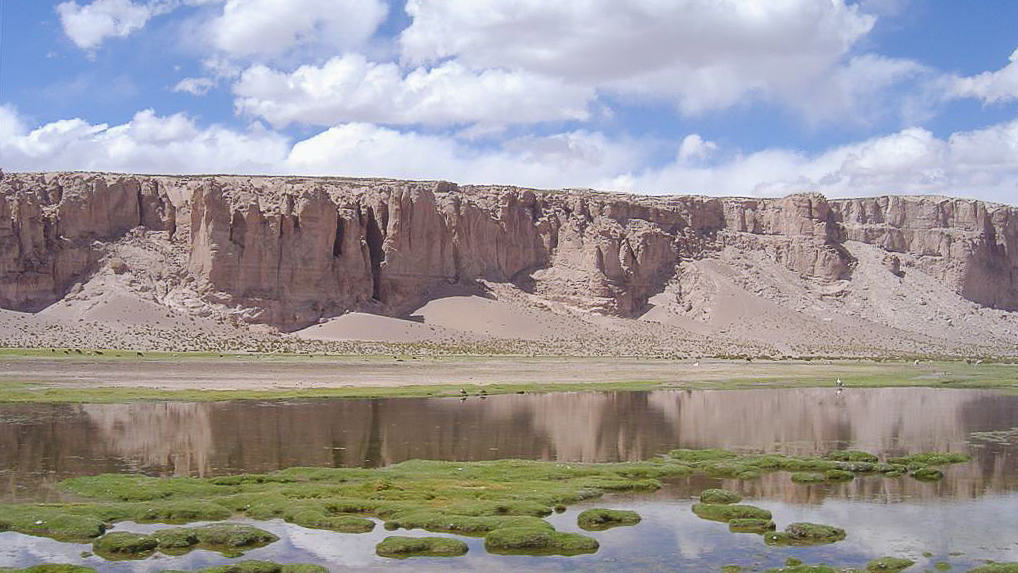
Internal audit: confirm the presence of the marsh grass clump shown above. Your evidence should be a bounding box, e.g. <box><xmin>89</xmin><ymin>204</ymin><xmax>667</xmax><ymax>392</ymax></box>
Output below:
<box><xmin>824</xmin><ymin>469</ymin><xmax>855</xmax><ymax>482</ymax></box>
<box><xmin>668</xmin><ymin>449</ymin><xmax>738</xmax><ymax>463</ymax></box>
<box><xmin>691</xmin><ymin>503</ymin><xmax>771</xmax><ymax>523</ymax></box>
<box><xmin>968</xmin><ymin>564</ymin><xmax>1018</xmax><ymax>572</ymax></box>
<box><xmin>826</xmin><ymin>451</ymin><xmax>879</xmax><ymax>463</ymax></box>
<box><xmin>484</xmin><ymin>527</ymin><xmax>599</xmax><ymax>556</ymax></box>
<box><xmin>92</xmin><ymin>532</ymin><xmax>158</xmax><ymax>560</ymax></box>
<box><xmin>791</xmin><ymin>472</ymin><xmax>826</xmax><ymax>483</ymax></box>
<box><xmin>728</xmin><ymin>518</ymin><xmax>775</xmax><ymax>533</ymax></box>
<box><xmin>699</xmin><ymin>489</ymin><xmax>742</xmax><ymax>504</ymax></box>
<box><xmin>910</xmin><ymin>467</ymin><xmax>944</xmax><ymax>481</ymax></box>
<box><xmin>763</xmin><ymin>566</ymin><xmax>842</xmax><ymax>573</ymax></box>
<box><xmin>576</xmin><ymin>508</ymin><xmax>641</xmax><ymax>531</ymax></box>
<box><xmin>94</xmin><ymin>524</ymin><xmax>277</xmax><ymax>560</ymax></box>
<box><xmin>865</xmin><ymin>556</ymin><xmax>915</xmax><ymax>571</ymax></box>
<box><xmin>375</xmin><ymin>536</ymin><xmax>469</xmax><ymax>559</ymax></box>
<box><xmin>764</xmin><ymin>522</ymin><xmax>846</xmax><ymax>546</ymax></box>
<box><xmin>887</xmin><ymin>453</ymin><xmax>969</xmax><ymax>466</ymax></box>
<box><xmin>383</xmin><ymin>511</ymin><xmax>552</xmax><ymax>536</ymax></box>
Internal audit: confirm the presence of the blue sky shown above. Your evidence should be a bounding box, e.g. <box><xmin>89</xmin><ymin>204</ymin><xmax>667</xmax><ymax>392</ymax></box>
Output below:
<box><xmin>1</xmin><ymin>0</ymin><xmax>1017</xmax><ymax>202</ymax></box>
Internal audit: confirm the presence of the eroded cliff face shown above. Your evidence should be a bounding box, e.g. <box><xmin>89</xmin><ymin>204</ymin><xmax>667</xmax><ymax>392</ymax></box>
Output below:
<box><xmin>1</xmin><ymin>171</ymin><xmax>1016</xmax><ymax>329</ymax></box>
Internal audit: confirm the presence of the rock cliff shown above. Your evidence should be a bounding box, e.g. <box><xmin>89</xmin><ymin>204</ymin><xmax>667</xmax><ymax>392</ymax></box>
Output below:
<box><xmin>1</xmin><ymin>172</ymin><xmax>1016</xmax><ymax>332</ymax></box>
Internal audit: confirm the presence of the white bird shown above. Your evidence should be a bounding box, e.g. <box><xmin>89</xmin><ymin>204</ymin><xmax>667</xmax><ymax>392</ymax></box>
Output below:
<box><xmin>835</xmin><ymin>378</ymin><xmax>843</xmax><ymax>388</ymax></box>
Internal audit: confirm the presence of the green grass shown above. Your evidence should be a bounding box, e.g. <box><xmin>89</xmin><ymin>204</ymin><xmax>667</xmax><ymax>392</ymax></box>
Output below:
<box><xmin>865</xmin><ymin>556</ymin><xmax>915</xmax><ymax>572</ymax></box>
<box><xmin>728</xmin><ymin>518</ymin><xmax>775</xmax><ymax>533</ymax></box>
<box><xmin>163</xmin><ymin>560</ymin><xmax>329</xmax><ymax>573</ymax></box>
<box><xmin>0</xmin><ymin>566</ymin><xmax>96</xmax><ymax>573</ymax></box>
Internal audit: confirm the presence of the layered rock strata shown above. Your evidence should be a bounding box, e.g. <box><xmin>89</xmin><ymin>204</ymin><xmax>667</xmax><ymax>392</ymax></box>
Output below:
<box><xmin>1</xmin><ymin>172</ymin><xmax>1015</xmax><ymax>329</ymax></box>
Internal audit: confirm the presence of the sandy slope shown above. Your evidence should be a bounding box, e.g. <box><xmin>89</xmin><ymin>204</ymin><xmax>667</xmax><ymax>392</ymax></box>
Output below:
<box><xmin>0</xmin><ymin>234</ymin><xmax>1016</xmax><ymax>357</ymax></box>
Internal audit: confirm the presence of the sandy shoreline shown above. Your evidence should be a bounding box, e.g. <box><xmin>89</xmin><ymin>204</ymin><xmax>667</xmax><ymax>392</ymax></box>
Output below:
<box><xmin>1</xmin><ymin>355</ymin><xmax>1016</xmax><ymax>396</ymax></box>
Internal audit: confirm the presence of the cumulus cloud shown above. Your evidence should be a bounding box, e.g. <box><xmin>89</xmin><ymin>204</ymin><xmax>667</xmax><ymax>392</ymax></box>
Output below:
<box><xmin>951</xmin><ymin>48</ymin><xmax>1018</xmax><ymax>104</ymax></box>
<box><xmin>56</xmin><ymin>0</ymin><xmax>161</xmax><ymax>51</ymax></box>
<box><xmin>172</xmin><ymin>77</ymin><xmax>216</xmax><ymax>95</ymax></box>
<box><xmin>398</xmin><ymin>0</ymin><xmax>901</xmax><ymax>120</ymax></box>
<box><xmin>208</xmin><ymin>0</ymin><xmax>387</xmax><ymax>58</ymax></box>
<box><xmin>620</xmin><ymin>121</ymin><xmax>1018</xmax><ymax>201</ymax></box>
<box><xmin>4</xmin><ymin>105</ymin><xmax>1017</xmax><ymax>204</ymax></box>
<box><xmin>233</xmin><ymin>55</ymin><xmax>594</xmax><ymax>128</ymax></box>
<box><xmin>0</xmin><ymin>107</ymin><xmax>288</xmax><ymax>174</ymax></box>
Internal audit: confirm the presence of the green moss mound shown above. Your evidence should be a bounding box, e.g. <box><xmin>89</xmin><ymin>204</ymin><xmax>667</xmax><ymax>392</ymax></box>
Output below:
<box><xmin>763</xmin><ymin>567</ymin><xmax>843</xmax><ymax>573</ymax></box>
<box><xmin>825</xmin><ymin>469</ymin><xmax>855</xmax><ymax>482</ymax></box>
<box><xmin>92</xmin><ymin>532</ymin><xmax>158</xmax><ymax>559</ymax></box>
<box><xmin>866</xmin><ymin>556</ymin><xmax>915</xmax><ymax>571</ymax></box>
<box><xmin>826</xmin><ymin>451</ymin><xmax>879</xmax><ymax>463</ymax></box>
<box><xmin>93</xmin><ymin>524</ymin><xmax>277</xmax><ymax>560</ymax></box>
<box><xmin>887</xmin><ymin>453</ymin><xmax>969</xmax><ymax>466</ymax></box>
<box><xmin>576</xmin><ymin>508</ymin><xmax>641</xmax><ymax>531</ymax></box>
<box><xmin>791</xmin><ymin>472</ymin><xmax>827</xmax><ymax>483</ymax></box>
<box><xmin>910</xmin><ymin>467</ymin><xmax>944</xmax><ymax>481</ymax></box>
<box><xmin>691</xmin><ymin>503</ymin><xmax>771</xmax><ymax>523</ymax></box>
<box><xmin>728</xmin><ymin>518</ymin><xmax>775</xmax><ymax>533</ymax></box>
<box><xmin>375</xmin><ymin>536</ymin><xmax>469</xmax><ymax>558</ymax></box>
<box><xmin>383</xmin><ymin>511</ymin><xmax>552</xmax><ymax>536</ymax></box>
<box><xmin>764</xmin><ymin>522</ymin><xmax>847</xmax><ymax>546</ymax></box>
<box><xmin>668</xmin><ymin>449</ymin><xmax>738</xmax><ymax>462</ymax></box>
<box><xmin>484</xmin><ymin>527</ymin><xmax>599</xmax><ymax>556</ymax></box>
<box><xmin>968</xmin><ymin>564</ymin><xmax>1018</xmax><ymax>572</ymax></box>
<box><xmin>699</xmin><ymin>489</ymin><xmax>742</xmax><ymax>504</ymax></box>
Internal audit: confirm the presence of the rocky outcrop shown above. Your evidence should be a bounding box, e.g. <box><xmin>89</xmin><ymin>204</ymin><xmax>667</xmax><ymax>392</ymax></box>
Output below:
<box><xmin>1</xmin><ymin>172</ymin><xmax>1016</xmax><ymax>328</ymax></box>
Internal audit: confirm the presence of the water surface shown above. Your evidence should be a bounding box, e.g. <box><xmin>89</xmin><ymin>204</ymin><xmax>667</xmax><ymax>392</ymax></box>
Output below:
<box><xmin>1</xmin><ymin>387</ymin><xmax>1017</xmax><ymax>570</ymax></box>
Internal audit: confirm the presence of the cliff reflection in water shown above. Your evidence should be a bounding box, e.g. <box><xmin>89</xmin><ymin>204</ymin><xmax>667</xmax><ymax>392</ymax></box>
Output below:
<box><xmin>1</xmin><ymin>388</ymin><xmax>1016</xmax><ymax>502</ymax></box>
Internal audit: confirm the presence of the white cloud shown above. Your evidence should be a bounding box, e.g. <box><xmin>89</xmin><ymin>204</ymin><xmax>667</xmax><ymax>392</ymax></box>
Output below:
<box><xmin>399</xmin><ymin>0</ymin><xmax>893</xmax><ymax>119</ymax></box>
<box><xmin>619</xmin><ymin>121</ymin><xmax>1018</xmax><ymax>202</ymax></box>
<box><xmin>0</xmin><ymin>107</ymin><xmax>288</xmax><ymax>174</ymax></box>
<box><xmin>173</xmin><ymin>77</ymin><xmax>216</xmax><ymax>95</ymax></box>
<box><xmin>233</xmin><ymin>55</ymin><xmax>594</xmax><ymax>128</ymax></box>
<box><xmin>209</xmin><ymin>0</ymin><xmax>387</xmax><ymax>58</ymax></box>
<box><xmin>951</xmin><ymin>48</ymin><xmax>1018</xmax><ymax>104</ymax></box>
<box><xmin>4</xmin><ymin>106</ymin><xmax>1017</xmax><ymax>205</ymax></box>
<box><xmin>56</xmin><ymin>0</ymin><xmax>161</xmax><ymax>51</ymax></box>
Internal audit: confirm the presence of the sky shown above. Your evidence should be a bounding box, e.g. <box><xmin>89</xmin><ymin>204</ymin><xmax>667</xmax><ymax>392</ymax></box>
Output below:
<box><xmin>0</xmin><ymin>0</ymin><xmax>1017</xmax><ymax>202</ymax></box>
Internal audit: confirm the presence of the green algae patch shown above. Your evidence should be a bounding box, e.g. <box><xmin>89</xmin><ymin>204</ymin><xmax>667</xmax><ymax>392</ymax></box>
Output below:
<box><xmin>164</xmin><ymin>560</ymin><xmax>329</xmax><ymax>573</ymax></box>
<box><xmin>763</xmin><ymin>566</ymin><xmax>846</xmax><ymax>573</ymax></box>
<box><xmin>764</xmin><ymin>522</ymin><xmax>847</xmax><ymax>546</ymax></box>
<box><xmin>484</xmin><ymin>527</ymin><xmax>599</xmax><ymax>556</ymax></box>
<box><xmin>576</xmin><ymin>508</ymin><xmax>641</xmax><ymax>531</ymax></box>
<box><xmin>0</xmin><ymin>566</ymin><xmax>96</xmax><ymax>573</ymax></box>
<box><xmin>824</xmin><ymin>469</ymin><xmax>855</xmax><ymax>482</ymax></box>
<box><xmin>375</xmin><ymin>536</ymin><xmax>469</xmax><ymax>559</ymax></box>
<box><xmin>728</xmin><ymin>518</ymin><xmax>775</xmax><ymax>533</ymax></box>
<box><xmin>826</xmin><ymin>451</ymin><xmax>879</xmax><ymax>463</ymax></box>
<box><xmin>692</xmin><ymin>503</ymin><xmax>772</xmax><ymax>523</ymax></box>
<box><xmin>865</xmin><ymin>556</ymin><xmax>915</xmax><ymax>571</ymax></box>
<box><xmin>700</xmin><ymin>489</ymin><xmax>742</xmax><ymax>504</ymax></box>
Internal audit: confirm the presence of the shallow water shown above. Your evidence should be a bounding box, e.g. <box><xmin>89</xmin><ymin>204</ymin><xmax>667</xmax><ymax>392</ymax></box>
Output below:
<box><xmin>2</xmin><ymin>387</ymin><xmax>1018</xmax><ymax>571</ymax></box>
